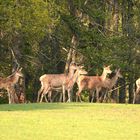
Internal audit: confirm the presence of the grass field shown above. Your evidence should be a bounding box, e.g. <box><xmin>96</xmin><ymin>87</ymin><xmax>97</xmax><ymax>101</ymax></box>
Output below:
<box><xmin>0</xmin><ymin>103</ymin><xmax>140</xmax><ymax>140</ymax></box>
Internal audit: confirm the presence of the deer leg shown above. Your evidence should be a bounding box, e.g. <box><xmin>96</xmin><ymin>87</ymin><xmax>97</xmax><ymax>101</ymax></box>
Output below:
<box><xmin>99</xmin><ymin>89</ymin><xmax>105</xmax><ymax>103</ymax></box>
<box><xmin>48</xmin><ymin>90</ymin><xmax>52</xmax><ymax>102</ymax></box>
<box><xmin>133</xmin><ymin>91</ymin><xmax>136</xmax><ymax>104</ymax></box>
<box><xmin>89</xmin><ymin>90</ymin><xmax>92</xmax><ymax>102</ymax></box>
<box><xmin>70</xmin><ymin>87</ymin><xmax>73</xmax><ymax>102</ymax></box>
<box><xmin>43</xmin><ymin>88</ymin><xmax>51</xmax><ymax>103</ymax></box>
<box><xmin>37</xmin><ymin>86</ymin><xmax>44</xmax><ymax>102</ymax></box>
<box><xmin>76</xmin><ymin>91</ymin><xmax>79</xmax><ymax>102</ymax></box>
<box><xmin>67</xmin><ymin>89</ymin><xmax>71</xmax><ymax>102</ymax></box>
<box><xmin>59</xmin><ymin>86</ymin><xmax>63</xmax><ymax>102</ymax></box>
<box><xmin>40</xmin><ymin>86</ymin><xmax>50</xmax><ymax>103</ymax></box>
<box><xmin>103</xmin><ymin>90</ymin><xmax>108</xmax><ymax>103</ymax></box>
<box><xmin>40</xmin><ymin>93</ymin><xmax>45</xmax><ymax>103</ymax></box>
<box><xmin>90</xmin><ymin>90</ymin><xmax>95</xmax><ymax>103</ymax></box>
<box><xmin>10</xmin><ymin>91</ymin><xmax>15</xmax><ymax>104</ymax></box>
<box><xmin>14</xmin><ymin>90</ymin><xmax>19</xmax><ymax>104</ymax></box>
<box><xmin>41</xmin><ymin>86</ymin><xmax>51</xmax><ymax>102</ymax></box>
<box><xmin>76</xmin><ymin>90</ymin><xmax>82</xmax><ymax>102</ymax></box>
<box><xmin>41</xmin><ymin>87</ymin><xmax>50</xmax><ymax>103</ymax></box>
<box><xmin>95</xmin><ymin>87</ymin><xmax>101</xmax><ymax>103</ymax></box>
<box><xmin>78</xmin><ymin>94</ymin><xmax>82</xmax><ymax>102</ymax></box>
<box><xmin>76</xmin><ymin>95</ymin><xmax>78</xmax><ymax>102</ymax></box>
<box><xmin>8</xmin><ymin>91</ymin><xmax>12</xmax><ymax>104</ymax></box>
<box><xmin>62</xmin><ymin>85</ymin><xmax>65</xmax><ymax>102</ymax></box>
<box><xmin>103</xmin><ymin>91</ymin><xmax>107</xmax><ymax>102</ymax></box>
<box><xmin>96</xmin><ymin>88</ymin><xmax>100</xmax><ymax>103</ymax></box>
<box><xmin>44</xmin><ymin>94</ymin><xmax>48</xmax><ymax>103</ymax></box>
<box><xmin>7</xmin><ymin>88</ymin><xmax>12</xmax><ymax>104</ymax></box>
<box><xmin>133</xmin><ymin>88</ymin><xmax>140</xmax><ymax>104</ymax></box>
<box><xmin>101</xmin><ymin>89</ymin><xmax>106</xmax><ymax>102</ymax></box>
<box><xmin>11</xmin><ymin>87</ymin><xmax>19</xmax><ymax>104</ymax></box>
<box><xmin>40</xmin><ymin>91</ymin><xmax>48</xmax><ymax>103</ymax></box>
<box><xmin>59</xmin><ymin>92</ymin><xmax>63</xmax><ymax>102</ymax></box>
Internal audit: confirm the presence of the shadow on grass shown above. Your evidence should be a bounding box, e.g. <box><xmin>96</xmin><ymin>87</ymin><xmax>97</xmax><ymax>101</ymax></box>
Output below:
<box><xmin>0</xmin><ymin>103</ymin><xmax>95</xmax><ymax>111</ymax></box>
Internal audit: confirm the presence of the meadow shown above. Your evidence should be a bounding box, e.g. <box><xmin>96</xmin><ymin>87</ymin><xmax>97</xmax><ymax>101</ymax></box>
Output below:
<box><xmin>0</xmin><ymin>103</ymin><xmax>140</xmax><ymax>140</ymax></box>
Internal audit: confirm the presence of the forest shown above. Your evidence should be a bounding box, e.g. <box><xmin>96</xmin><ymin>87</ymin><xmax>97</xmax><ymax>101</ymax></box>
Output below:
<box><xmin>0</xmin><ymin>0</ymin><xmax>140</xmax><ymax>104</ymax></box>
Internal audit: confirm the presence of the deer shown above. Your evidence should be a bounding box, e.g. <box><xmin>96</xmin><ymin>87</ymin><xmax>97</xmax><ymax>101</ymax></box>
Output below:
<box><xmin>91</xmin><ymin>68</ymin><xmax>123</xmax><ymax>102</ymax></box>
<box><xmin>47</xmin><ymin>66</ymin><xmax>88</xmax><ymax>102</ymax></box>
<box><xmin>76</xmin><ymin>65</ymin><xmax>112</xmax><ymax>102</ymax></box>
<box><xmin>37</xmin><ymin>63</ymin><xmax>80</xmax><ymax>103</ymax></box>
<box><xmin>0</xmin><ymin>67</ymin><xmax>23</xmax><ymax>104</ymax></box>
<box><xmin>133</xmin><ymin>78</ymin><xmax>140</xmax><ymax>104</ymax></box>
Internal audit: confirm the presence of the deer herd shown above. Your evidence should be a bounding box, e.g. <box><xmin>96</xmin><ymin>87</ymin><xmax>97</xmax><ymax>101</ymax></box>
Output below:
<box><xmin>0</xmin><ymin>63</ymin><xmax>140</xmax><ymax>104</ymax></box>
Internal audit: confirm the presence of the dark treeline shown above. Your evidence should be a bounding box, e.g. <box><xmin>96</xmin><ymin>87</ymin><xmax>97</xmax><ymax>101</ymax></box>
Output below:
<box><xmin>0</xmin><ymin>0</ymin><xmax>140</xmax><ymax>104</ymax></box>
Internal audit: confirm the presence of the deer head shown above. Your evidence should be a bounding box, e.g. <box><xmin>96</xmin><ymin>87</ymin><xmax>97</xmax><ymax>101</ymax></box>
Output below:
<box><xmin>15</xmin><ymin>67</ymin><xmax>23</xmax><ymax>77</ymax></box>
<box><xmin>103</xmin><ymin>65</ymin><xmax>112</xmax><ymax>74</ymax></box>
<box><xmin>115</xmin><ymin>68</ymin><xmax>123</xmax><ymax>78</ymax></box>
<box><xmin>78</xmin><ymin>68</ymin><xmax>88</xmax><ymax>76</ymax></box>
<box><xmin>69</xmin><ymin>62</ymin><xmax>79</xmax><ymax>70</ymax></box>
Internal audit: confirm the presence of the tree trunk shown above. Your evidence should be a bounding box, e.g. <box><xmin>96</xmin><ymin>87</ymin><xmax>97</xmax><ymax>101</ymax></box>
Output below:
<box><xmin>113</xmin><ymin>0</ymin><xmax>119</xmax><ymax>32</ymax></box>
<box><xmin>121</xmin><ymin>0</ymin><xmax>127</xmax><ymax>34</ymax></box>
<box><xmin>50</xmin><ymin>35</ymin><xmax>61</xmax><ymax>73</ymax></box>
<box><xmin>64</xmin><ymin>48</ymin><xmax>73</xmax><ymax>74</ymax></box>
<box><xmin>106</xmin><ymin>0</ymin><xmax>112</xmax><ymax>33</ymax></box>
<box><xmin>127</xmin><ymin>0</ymin><xmax>134</xmax><ymax>37</ymax></box>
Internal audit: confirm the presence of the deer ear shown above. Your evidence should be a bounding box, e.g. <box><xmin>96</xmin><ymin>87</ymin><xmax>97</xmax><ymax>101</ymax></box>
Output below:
<box><xmin>108</xmin><ymin>64</ymin><xmax>112</xmax><ymax>68</ymax></box>
<box><xmin>18</xmin><ymin>67</ymin><xmax>22</xmax><ymax>72</ymax></box>
<box><xmin>70</xmin><ymin>62</ymin><xmax>76</xmax><ymax>66</ymax></box>
<box><xmin>80</xmin><ymin>65</ymin><xmax>84</xmax><ymax>69</ymax></box>
<box><xmin>103</xmin><ymin>64</ymin><xmax>111</xmax><ymax>68</ymax></box>
<box><xmin>103</xmin><ymin>65</ymin><xmax>110</xmax><ymax>68</ymax></box>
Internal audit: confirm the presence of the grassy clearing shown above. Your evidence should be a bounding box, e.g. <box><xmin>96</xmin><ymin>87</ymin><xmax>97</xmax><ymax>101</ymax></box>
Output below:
<box><xmin>0</xmin><ymin>103</ymin><xmax>140</xmax><ymax>140</ymax></box>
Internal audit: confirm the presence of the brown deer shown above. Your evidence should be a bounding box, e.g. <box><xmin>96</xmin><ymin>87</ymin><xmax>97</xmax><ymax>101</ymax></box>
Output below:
<box><xmin>47</xmin><ymin>66</ymin><xmax>88</xmax><ymax>102</ymax></box>
<box><xmin>0</xmin><ymin>67</ymin><xmax>23</xmax><ymax>104</ymax></box>
<box><xmin>91</xmin><ymin>68</ymin><xmax>122</xmax><ymax>102</ymax></box>
<box><xmin>37</xmin><ymin>63</ymin><xmax>79</xmax><ymax>102</ymax></box>
<box><xmin>66</xmin><ymin>67</ymin><xmax>87</xmax><ymax>102</ymax></box>
<box><xmin>133</xmin><ymin>78</ymin><xmax>140</xmax><ymax>104</ymax></box>
<box><xmin>76</xmin><ymin>65</ymin><xmax>112</xmax><ymax>102</ymax></box>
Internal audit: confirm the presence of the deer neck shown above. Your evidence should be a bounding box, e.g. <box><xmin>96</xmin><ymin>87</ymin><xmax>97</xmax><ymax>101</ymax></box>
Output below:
<box><xmin>8</xmin><ymin>73</ymin><xmax>19</xmax><ymax>84</ymax></box>
<box><xmin>68</xmin><ymin>70</ymin><xmax>79</xmax><ymax>88</ymax></box>
<box><xmin>71</xmin><ymin>70</ymin><xmax>79</xmax><ymax>84</ymax></box>
<box><xmin>136</xmin><ymin>78</ymin><xmax>140</xmax><ymax>87</ymax></box>
<box><xmin>100</xmin><ymin>71</ymin><xmax>108</xmax><ymax>81</ymax></box>
<box><xmin>14</xmin><ymin>74</ymin><xmax>20</xmax><ymax>83</ymax></box>
<box><xmin>68</xmin><ymin>68</ymin><xmax>75</xmax><ymax>79</ymax></box>
<box><xmin>109</xmin><ymin>75</ymin><xmax>118</xmax><ymax>88</ymax></box>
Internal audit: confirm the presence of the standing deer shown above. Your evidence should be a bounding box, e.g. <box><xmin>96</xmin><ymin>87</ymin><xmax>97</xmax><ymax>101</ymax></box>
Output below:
<box><xmin>76</xmin><ymin>65</ymin><xmax>112</xmax><ymax>102</ymax></box>
<box><xmin>133</xmin><ymin>78</ymin><xmax>140</xmax><ymax>104</ymax></box>
<box><xmin>91</xmin><ymin>69</ymin><xmax>122</xmax><ymax>102</ymax></box>
<box><xmin>47</xmin><ymin>66</ymin><xmax>88</xmax><ymax>102</ymax></box>
<box><xmin>0</xmin><ymin>67</ymin><xmax>23</xmax><ymax>104</ymax></box>
<box><xmin>37</xmin><ymin>63</ymin><xmax>79</xmax><ymax>102</ymax></box>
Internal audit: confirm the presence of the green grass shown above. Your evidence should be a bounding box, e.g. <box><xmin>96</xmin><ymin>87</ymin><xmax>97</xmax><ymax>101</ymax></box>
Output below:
<box><xmin>0</xmin><ymin>103</ymin><xmax>140</xmax><ymax>140</ymax></box>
